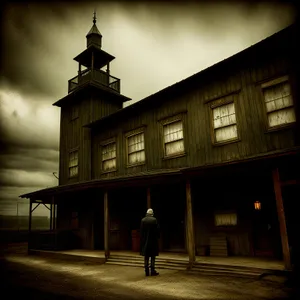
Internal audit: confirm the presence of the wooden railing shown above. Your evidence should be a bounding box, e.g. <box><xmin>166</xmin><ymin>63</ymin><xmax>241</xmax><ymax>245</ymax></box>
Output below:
<box><xmin>68</xmin><ymin>69</ymin><xmax>121</xmax><ymax>94</ymax></box>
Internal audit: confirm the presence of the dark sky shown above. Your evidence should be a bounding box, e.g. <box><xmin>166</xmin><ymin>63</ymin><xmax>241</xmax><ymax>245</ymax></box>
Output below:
<box><xmin>0</xmin><ymin>1</ymin><xmax>296</xmax><ymax>216</ymax></box>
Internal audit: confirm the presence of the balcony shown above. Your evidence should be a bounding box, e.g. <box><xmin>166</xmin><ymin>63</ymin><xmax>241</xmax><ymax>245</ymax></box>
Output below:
<box><xmin>68</xmin><ymin>68</ymin><xmax>121</xmax><ymax>94</ymax></box>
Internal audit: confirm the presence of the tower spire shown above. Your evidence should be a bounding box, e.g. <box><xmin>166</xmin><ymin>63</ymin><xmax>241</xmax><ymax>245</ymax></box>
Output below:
<box><xmin>93</xmin><ymin>10</ymin><xmax>97</xmax><ymax>25</ymax></box>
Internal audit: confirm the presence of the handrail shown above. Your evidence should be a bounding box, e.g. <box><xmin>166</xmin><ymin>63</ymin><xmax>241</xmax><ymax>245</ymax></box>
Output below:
<box><xmin>68</xmin><ymin>69</ymin><xmax>121</xmax><ymax>93</ymax></box>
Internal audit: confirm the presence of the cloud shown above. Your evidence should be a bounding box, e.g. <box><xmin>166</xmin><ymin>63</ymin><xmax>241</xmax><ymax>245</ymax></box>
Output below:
<box><xmin>0</xmin><ymin>89</ymin><xmax>60</xmax><ymax>152</ymax></box>
<box><xmin>0</xmin><ymin>2</ymin><xmax>296</xmax><ymax>217</ymax></box>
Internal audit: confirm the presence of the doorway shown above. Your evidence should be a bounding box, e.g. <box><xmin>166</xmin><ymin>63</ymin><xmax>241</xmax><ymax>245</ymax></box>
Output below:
<box><xmin>152</xmin><ymin>183</ymin><xmax>186</xmax><ymax>252</ymax></box>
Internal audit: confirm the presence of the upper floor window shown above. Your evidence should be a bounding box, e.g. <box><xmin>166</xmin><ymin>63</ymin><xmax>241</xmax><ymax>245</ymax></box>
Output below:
<box><xmin>102</xmin><ymin>141</ymin><xmax>117</xmax><ymax>172</ymax></box>
<box><xmin>126</xmin><ymin>130</ymin><xmax>145</xmax><ymax>166</ymax></box>
<box><xmin>163</xmin><ymin>120</ymin><xmax>185</xmax><ymax>157</ymax></box>
<box><xmin>262</xmin><ymin>76</ymin><xmax>296</xmax><ymax>129</ymax></box>
<box><xmin>69</xmin><ymin>149</ymin><xmax>78</xmax><ymax>177</ymax></box>
<box><xmin>212</xmin><ymin>101</ymin><xmax>238</xmax><ymax>143</ymax></box>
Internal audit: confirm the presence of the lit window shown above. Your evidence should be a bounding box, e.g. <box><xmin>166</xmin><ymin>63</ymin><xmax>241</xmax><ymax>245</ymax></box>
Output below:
<box><xmin>163</xmin><ymin>120</ymin><xmax>184</xmax><ymax>156</ymax></box>
<box><xmin>102</xmin><ymin>142</ymin><xmax>116</xmax><ymax>172</ymax></box>
<box><xmin>215</xmin><ymin>213</ymin><xmax>237</xmax><ymax>226</ymax></box>
<box><xmin>212</xmin><ymin>102</ymin><xmax>238</xmax><ymax>143</ymax></box>
<box><xmin>263</xmin><ymin>79</ymin><xmax>296</xmax><ymax>128</ymax></box>
<box><xmin>69</xmin><ymin>150</ymin><xmax>78</xmax><ymax>177</ymax></box>
<box><xmin>127</xmin><ymin>132</ymin><xmax>145</xmax><ymax>165</ymax></box>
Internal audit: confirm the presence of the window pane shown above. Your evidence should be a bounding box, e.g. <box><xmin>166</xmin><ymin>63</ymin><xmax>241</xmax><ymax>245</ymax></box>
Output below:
<box><xmin>268</xmin><ymin>107</ymin><xmax>296</xmax><ymax>127</ymax></box>
<box><xmin>215</xmin><ymin>124</ymin><xmax>237</xmax><ymax>142</ymax></box>
<box><xmin>165</xmin><ymin>140</ymin><xmax>184</xmax><ymax>156</ymax></box>
<box><xmin>102</xmin><ymin>143</ymin><xmax>116</xmax><ymax>161</ymax></box>
<box><xmin>103</xmin><ymin>158</ymin><xmax>116</xmax><ymax>171</ymax></box>
<box><xmin>213</xmin><ymin>103</ymin><xmax>236</xmax><ymax>129</ymax></box>
<box><xmin>128</xmin><ymin>150</ymin><xmax>145</xmax><ymax>164</ymax></box>
<box><xmin>264</xmin><ymin>82</ymin><xmax>293</xmax><ymax>113</ymax></box>
<box><xmin>69</xmin><ymin>166</ymin><xmax>78</xmax><ymax>177</ymax></box>
<box><xmin>164</xmin><ymin>121</ymin><xmax>183</xmax><ymax>143</ymax></box>
<box><xmin>128</xmin><ymin>133</ymin><xmax>144</xmax><ymax>154</ymax></box>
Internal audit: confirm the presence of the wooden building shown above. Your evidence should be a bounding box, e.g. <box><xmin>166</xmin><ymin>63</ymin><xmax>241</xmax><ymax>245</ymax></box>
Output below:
<box><xmin>20</xmin><ymin>17</ymin><xmax>299</xmax><ymax>270</ymax></box>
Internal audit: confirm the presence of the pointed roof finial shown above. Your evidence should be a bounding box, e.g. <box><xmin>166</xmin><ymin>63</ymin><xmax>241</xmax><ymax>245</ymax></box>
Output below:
<box><xmin>93</xmin><ymin>10</ymin><xmax>97</xmax><ymax>24</ymax></box>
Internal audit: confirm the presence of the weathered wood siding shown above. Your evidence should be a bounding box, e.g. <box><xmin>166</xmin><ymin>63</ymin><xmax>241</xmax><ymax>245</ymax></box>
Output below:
<box><xmin>59</xmin><ymin>91</ymin><xmax>122</xmax><ymax>185</ymax></box>
<box><xmin>92</xmin><ymin>49</ymin><xmax>297</xmax><ymax>179</ymax></box>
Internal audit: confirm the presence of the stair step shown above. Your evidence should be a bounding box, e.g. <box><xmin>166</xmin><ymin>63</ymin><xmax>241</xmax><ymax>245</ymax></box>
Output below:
<box><xmin>193</xmin><ymin>265</ymin><xmax>262</xmax><ymax>275</ymax></box>
<box><xmin>108</xmin><ymin>259</ymin><xmax>187</xmax><ymax>267</ymax></box>
<box><xmin>106</xmin><ymin>261</ymin><xmax>186</xmax><ymax>270</ymax></box>
<box><xmin>189</xmin><ymin>269</ymin><xmax>260</xmax><ymax>279</ymax></box>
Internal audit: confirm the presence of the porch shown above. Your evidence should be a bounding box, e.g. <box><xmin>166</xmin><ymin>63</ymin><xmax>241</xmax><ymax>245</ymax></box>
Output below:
<box><xmin>20</xmin><ymin>152</ymin><xmax>300</xmax><ymax>272</ymax></box>
<box><xmin>28</xmin><ymin>248</ymin><xmax>287</xmax><ymax>279</ymax></box>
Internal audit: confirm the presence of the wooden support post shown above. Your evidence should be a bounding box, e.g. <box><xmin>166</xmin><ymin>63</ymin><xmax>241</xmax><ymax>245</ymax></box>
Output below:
<box><xmin>51</xmin><ymin>197</ymin><xmax>55</xmax><ymax>231</ymax></box>
<box><xmin>186</xmin><ymin>179</ymin><xmax>195</xmax><ymax>268</ymax></box>
<box><xmin>107</xmin><ymin>62</ymin><xmax>110</xmax><ymax>86</ymax></box>
<box><xmin>49</xmin><ymin>200</ymin><xmax>53</xmax><ymax>231</ymax></box>
<box><xmin>28</xmin><ymin>199</ymin><xmax>33</xmax><ymax>254</ymax></box>
<box><xmin>147</xmin><ymin>187</ymin><xmax>151</xmax><ymax>209</ymax></box>
<box><xmin>104</xmin><ymin>191</ymin><xmax>110</xmax><ymax>259</ymax></box>
<box><xmin>272</xmin><ymin>168</ymin><xmax>291</xmax><ymax>270</ymax></box>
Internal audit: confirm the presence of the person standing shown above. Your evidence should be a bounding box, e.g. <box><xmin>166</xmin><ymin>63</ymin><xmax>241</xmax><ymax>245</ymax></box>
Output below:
<box><xmin>140</xmin><ymin>208</ymin><xmax>160</xmax><ymax>276</ymax></box>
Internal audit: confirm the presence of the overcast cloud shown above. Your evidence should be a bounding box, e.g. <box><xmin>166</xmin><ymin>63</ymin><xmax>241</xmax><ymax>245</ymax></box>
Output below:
<box><xmin>0</xmin><ymin>1</ymin><xmax>296</xmax><ymax>216</ymax></box>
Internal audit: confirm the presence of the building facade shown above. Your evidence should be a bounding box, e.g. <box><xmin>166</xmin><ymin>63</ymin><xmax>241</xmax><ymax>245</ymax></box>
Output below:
<box><xmin>21</xmin><ymin>17</ymin><xmax>299</xmax><ymax>270</ymax></box>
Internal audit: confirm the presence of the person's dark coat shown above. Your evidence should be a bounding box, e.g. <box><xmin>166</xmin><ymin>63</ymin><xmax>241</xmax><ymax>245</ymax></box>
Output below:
<box><xmin>140</xmin><ymin>214</ymin><xmax>160</xmax><ymax>257</ymax></box>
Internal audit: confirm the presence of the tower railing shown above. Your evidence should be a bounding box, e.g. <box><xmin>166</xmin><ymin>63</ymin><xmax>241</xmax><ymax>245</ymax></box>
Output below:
<box><xmin>68</xmin><ymin>69</ymin><xmax>120</xmax><ymax>94</ymax></box>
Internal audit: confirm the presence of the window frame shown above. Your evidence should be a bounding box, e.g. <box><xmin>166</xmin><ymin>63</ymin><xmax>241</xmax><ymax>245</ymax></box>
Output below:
<box><xmin>209</xmin><ymin>95</ymin><xmax>240</xmax><ymax>146</ymax></box>
<box><xmin>161</xmin><ymin>116</ymin><xmax>186</xmax><ymax>159</ymax></box>
<box><xmin>125</xmin><ymin>127</ymin><xmax>146</xmax><ymax>167</ymax></box>
<box><xmin>68</xmin><ymin>147</ymin><xmax>79</xmax><ymax>178</ymax></box>
<box><xmin>100</xmin><ymin>138</ymin><xmax>117</xmax><ymax>174</ymax></box>
<box><xmin>261</xmin><ymin>75</ymin><xmax>296</xmax><ymax>132</ymax></box>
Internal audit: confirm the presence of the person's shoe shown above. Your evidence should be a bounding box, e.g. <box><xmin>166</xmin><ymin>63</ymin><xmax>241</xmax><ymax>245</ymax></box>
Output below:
<box><xmin>145</xmin><ymin>269</ymin><xmax>150</xmax><ymax>276</ymax></box>
<box><xmin>151</xmin><ymin>269</ymin><xmax>159</xmax><ymax>276</ymax></box>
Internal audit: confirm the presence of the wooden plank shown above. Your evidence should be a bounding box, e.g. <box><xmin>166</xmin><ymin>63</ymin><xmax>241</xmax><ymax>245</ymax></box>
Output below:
<box><xmin>28</xmin><ymin>199</ymin><xmax>32</xmax><ymax>254</ymax></box>
<box><xmin>104</xmin><ymin>191</ymin><xmax>110</xmax><ymax>259</ymax></box>
<box><xmin>186</xmin><ymin>179</ymin><xmax>195</xmax><ymax>266</ymax></box>
<box><xmin>272</xmin><ymin>168</ymin><xmax>291</xmax><ymax>270</ymax></box>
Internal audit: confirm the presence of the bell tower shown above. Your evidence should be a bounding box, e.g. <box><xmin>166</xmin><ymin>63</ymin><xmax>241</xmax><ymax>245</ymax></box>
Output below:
<box><xmin>53</xmin><ymin>12</ymin><xmax>130</xmax><ymax>185</ymax></box>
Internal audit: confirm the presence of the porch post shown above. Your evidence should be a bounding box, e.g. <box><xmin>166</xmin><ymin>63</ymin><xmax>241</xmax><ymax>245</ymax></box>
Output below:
<box><xmin>104</xmin><ymin>190</ymin><xmax>110</xmax><ymax>259</ymax></box>
<box><xmin>186</xmin><ymin>179</ymin><xmax>195</xmax><ymax>268</ymax></box>
<box><xmin>49</xmin><ymin>198</ymin><xmax>53</xmax><ymax>231</ymax></box>
<box><xmin>147</xmin><ymin>187</ymin><xmax>151</xmax><ymax>209</ymax></box>
<box><xmin>28</xmin><ymin>199</ymin><xmax>33</xmax><ymax>254</ymax></box>
<box><xmin>51</xmin><ymin>196</ymin><xmax>55</xmax><ymax>231</ymax></box>
<box><xmin>272</xmin><ymin>168</ymin><xmax>291</xmax><ymax>270</ymax></box>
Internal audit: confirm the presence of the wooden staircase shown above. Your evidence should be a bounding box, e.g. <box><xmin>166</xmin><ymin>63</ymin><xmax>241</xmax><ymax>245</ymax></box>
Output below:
<box><xmin>105</xmin><ymin>253</ymin><xmax>281</xmax><ymax>279</ymax></box>
<box><xmin>209</xmin><ymin>236</ymin><xmax>228</xmax><ymax>257</ymax></box>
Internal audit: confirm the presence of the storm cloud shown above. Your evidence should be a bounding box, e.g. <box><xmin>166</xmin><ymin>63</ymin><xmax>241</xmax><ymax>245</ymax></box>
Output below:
<box><xmin>0</xmin><ymin>1</ymin><xmax>296</xmax><ymax>216</ymax></box>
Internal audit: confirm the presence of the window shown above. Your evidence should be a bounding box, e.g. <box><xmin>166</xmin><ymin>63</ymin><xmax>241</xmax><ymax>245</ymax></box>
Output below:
<box><xmin>215</xmin><ymin>213</ymin><xmax>237</xmax><ymax>226</ymax></box>
<box><xmin>69</xmin><ymin>150</ymin><xmax>78</xmax><ymax>177</ymax></box>
<box><xmin>262</xmin><ymin>77</ymin><xmax>296</xmax><ymax>128</ymax></box>
<box><xmin>212</xmin><ymin>102</ymin><xmax>238</xmax><ymax>143</ymax></box>
<box><xmin>127</xmin><ymin>131</ymin><xmax>145</xmax><ymax>165</ymax></box>
<box><xmin>163</xmin><ymin>120</ymin><xmax>185</xmax><ymax>157</ymax></box>
<box><xmin>102</xmin><ymin>142</ymin><xmax>116</xmax><ymax>172</ymax></box>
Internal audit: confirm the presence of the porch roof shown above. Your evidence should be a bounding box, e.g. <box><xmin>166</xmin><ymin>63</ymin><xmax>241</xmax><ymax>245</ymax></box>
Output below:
<box><xmin>19</xmin><ymin>169</ymin><xmax>183</xmax><ymax>200</ymax></box>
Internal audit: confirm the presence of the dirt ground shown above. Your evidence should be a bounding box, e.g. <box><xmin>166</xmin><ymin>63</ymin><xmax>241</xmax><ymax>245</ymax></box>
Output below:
<box><xmin>0</xmin><ymin>244</ymin><xmax>297</xmax><ymax>300</ymax></box>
